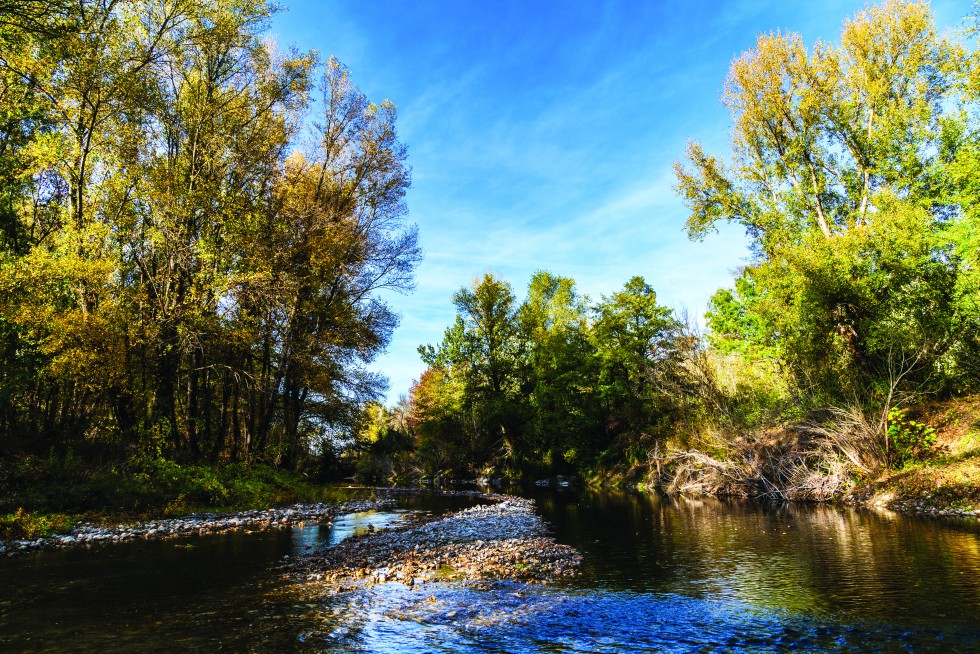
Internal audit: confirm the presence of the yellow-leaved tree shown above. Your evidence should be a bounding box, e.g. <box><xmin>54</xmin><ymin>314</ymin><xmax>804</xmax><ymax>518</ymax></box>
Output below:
<box><xmin>675</xmin><ymin>0</ymin><xmax>972</xmax><ymax>407</ymax></box>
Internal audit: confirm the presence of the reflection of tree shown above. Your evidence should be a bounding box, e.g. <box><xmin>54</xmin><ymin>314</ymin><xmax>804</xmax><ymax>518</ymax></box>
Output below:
<box><xmin>538</xmin><ymin>492</ymin><xmax>980</xmax><ymax>621</ymax></box>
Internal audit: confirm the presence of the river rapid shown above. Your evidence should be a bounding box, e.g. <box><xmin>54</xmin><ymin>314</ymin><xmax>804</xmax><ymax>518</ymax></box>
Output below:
<box><xmin>1</xmin><ymin>490</ymin><xmax>978</xmax><ymax>653</ymax></box>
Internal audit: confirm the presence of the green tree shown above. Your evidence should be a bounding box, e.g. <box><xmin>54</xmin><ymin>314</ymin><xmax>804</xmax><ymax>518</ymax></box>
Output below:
<box><xmin>930</xmin><ymin>5</ymin><xmax>980</xmax><ymax>387</ymax></box>
<box><xmin>592</xmin><ymin>276</ymin><xmax>683</xmax><ymax>458</ymax></box>
<box><xmin>410</xmin><ymin>272</ymin><xmax>689</xmax><ymax>479</ymax></box>
<box><xmin>420</xmin><ymin>273</ymin><xmax>526</xmax><ymax>471</ymax></box>
<box><xmin>705</xmin><ymin>274</ymin><xmax>774</xmax><ymax>358</ymax></box>
<box><xmin>674</xmin><ymin>0</ymin><xmax>968</xmax><ymax>401</ymax></box>
<box><xmin>519</xmin><ymin>271</ymin><xmax>599</xmax><ymax>471</ymax></box>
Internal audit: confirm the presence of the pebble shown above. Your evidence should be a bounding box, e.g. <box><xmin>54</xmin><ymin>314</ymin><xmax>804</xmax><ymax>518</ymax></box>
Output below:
<box><xmin>0</xmin><ymin>499</ymin><xmax>395</xmax><ymax>557</ymax></box>
<box><xmin>864</xmin><ymin>497</ymin><xmax>979</xmax><ymax>519</ymax></box>
<box><xmin>286</xmin><ymin>493</ymin><xmax>582</xmax><ymax>586</ymax></box>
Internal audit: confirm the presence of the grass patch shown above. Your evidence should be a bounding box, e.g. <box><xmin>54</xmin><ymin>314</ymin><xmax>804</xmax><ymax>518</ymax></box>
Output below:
<box><xmin>0</xmin><ymin>452</ymin><xmax>370</xmax><ymax>534</ymax></box>
<box><xmin>0</xmin><ymin>509</ymin><xmax>77</xmax><ymax>541</ymax></box>
<box><xmin>858</xmin><ymin>456</ymin><xmax>980</xmax><ymax>511</ymax></box>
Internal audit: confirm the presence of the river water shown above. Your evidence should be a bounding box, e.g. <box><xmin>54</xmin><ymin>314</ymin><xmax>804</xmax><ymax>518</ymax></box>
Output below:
<box><xmin>1</xmin><ymin>491</ymin><xmax>978</xmax><ymax>653</ymax></box>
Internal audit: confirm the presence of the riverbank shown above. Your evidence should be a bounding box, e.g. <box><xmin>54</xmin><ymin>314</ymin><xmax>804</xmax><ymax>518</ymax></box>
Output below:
<box><xmin>0</xmin><ymin>456</ymin><xmax>341</xmax><ymax>515</ymax></box>
<box><xmin>287</xmin><ymin>494</ymin><xmax>581</xmax><ymax>587</ymax></box>
<box><xmin>0</xmin><ymin>455</ymin><xmax>359</xmax><ymax>542</ymax></box>
<box><xmin>0</xmin><ymin>488</ymin><xmax>584</xmax><ymax>583</ymax></box>
<box><xmin>583</xmin><ymin>396</ymin><xmax>980</xmax><ymax>519</ymax></box>
<box><xmin>849</xmin><ymin>457</ymin><xmax>980</xmax><ymax>517</ymax></box>
<box><xmin>847</xmin><ymin>397</ymin><xmax>980</xmax><ymax>517</ymax></box>
<box><xmin>642</xmin><ymin>455</ymin><xmax>980</xmax><ymax>519</ymax></box>
<box><xmin>0</xmin><ymin>498</ymin><xmax>395</xmax><ymax>557</ymax></box>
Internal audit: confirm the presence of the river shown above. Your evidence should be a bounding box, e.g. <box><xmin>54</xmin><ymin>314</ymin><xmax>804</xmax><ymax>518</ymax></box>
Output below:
<box><xmin>1</xmin><ymin>491</ymin><xmax>978</xmax><ymax>653</ymax></box>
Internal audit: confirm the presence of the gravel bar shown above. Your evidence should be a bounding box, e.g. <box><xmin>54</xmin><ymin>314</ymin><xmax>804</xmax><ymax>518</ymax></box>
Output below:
<box><xmin>289</xmin><ymin>494</ymin><xmax>582</xmax><ymax>586</ymax></box>
<box><xmin>0</xmin><ymin>498</ymin><xmax>394</xmax><ymax>557</ymax></box>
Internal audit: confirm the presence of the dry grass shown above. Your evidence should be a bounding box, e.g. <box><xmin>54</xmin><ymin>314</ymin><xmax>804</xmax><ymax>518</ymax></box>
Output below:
<box><xmin>654</xmin><ymin>425</ymin><xmax>858</xmax><ymax>502</ymax></box>
<box><xmin>798</xmin><ymin>405</ymin><xmax>888</xmax><ymax>472</ymax></box>
<box><xmin>656</xmin><ymin>396</ymin><xmax>980</xmax><ymax>512</ymax></box>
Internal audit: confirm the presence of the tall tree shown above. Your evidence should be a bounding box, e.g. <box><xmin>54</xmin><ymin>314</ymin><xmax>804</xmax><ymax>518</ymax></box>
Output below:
<box><xmin>519</xmin><ymin>271</ymin><xmax>598</xmax><ymax>470</ymax></box>
<box><xmin>592</xmin><ymin>277</ymin><xmax>682</xmax><ymax>445</ymax></box>
<box><xmin>420</xmin><ymin>273</ymin><xmax>526</xmax><ymax>467</ymax></box>
<box><xmin>0</xmin><ymin>1</ymin><xmax>418</xmax><ymax>467</ymax></box>
<box><xmin>674</xmin><ymin>0</ymin><xmax>968</xmax><ymax>399</ymax></box>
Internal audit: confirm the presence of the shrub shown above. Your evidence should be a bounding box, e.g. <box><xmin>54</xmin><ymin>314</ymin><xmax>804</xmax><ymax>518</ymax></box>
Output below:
<box><xmin>887</xmin><ymin>407</ymin><xmax>937</xmax><ymax>468</ymax></box>
<box><xmin>0</xmin><ymin>508</ymin><xmax>75</xmax><ymax>541</ymax></box>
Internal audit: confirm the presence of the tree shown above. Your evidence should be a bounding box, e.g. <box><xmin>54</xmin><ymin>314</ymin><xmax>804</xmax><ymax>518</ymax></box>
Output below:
<box><xmin>194</xmin><ymin>55</ymin><xmax>418</xmax><ymax>467</ymax></box>
<box><xmin>349</xmin><ymin>401</ymin><xmax>412</xmax><ymax>482</ymax></box>
<box><xmin>405</xmin><ymin>367</ymin><xmax>468</xmax><ymax>476</ymax></box>
<box><xmin>592</xmin><ymin>276</ymin><xmax>683</xmax><ymax>455</ymax></box>
<box><xmin>409</xmin><ymin>272</ymin><xmax>689</xmax><ymax>478</ymax></box>
<box><xmin>676</xmin><ymin>1</ymin><xmax>959</xmax><ymax>250</ymax></box>
<box><xmin>674</xmin><ymin>0</ymin><xmax>968</xmax><ymax>401</ymax></box>
<box><xmin>705</xmin><ymin>274</ymin><xmax>774</xmax><ymax>358</ymax></box>
<box><xmin>419</xmin><ymin>273</ymin><xmax>526</xmax><ymax>470</ymax></box>
<box><xmin>0</xmin><ymin>1</ymin><xmax>418</xmax><ymax>469</ymax></box>
<box><xmin>519</xmin><ymin>271</ymin><xmax>598</xmax><ymax>471</ymax></box>
<box><xmin>930</xmin><ymin>5</ymin><xmax>980</xmax><ymax>387</ymax></box>
<box><xmin>0</xmin><ymin>0</ymin><xmax>194</xmax><ymax>449</ymax></box>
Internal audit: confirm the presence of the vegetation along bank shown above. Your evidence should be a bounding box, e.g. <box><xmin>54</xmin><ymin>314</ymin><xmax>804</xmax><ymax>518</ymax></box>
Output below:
<box><xmin>1</xmin><ymin>0</ymin><xmax>978</xmax><ymax>520</ymax></box>
<box><xmin>345</xmin><ymin>0</ymin><xmax>980</xmax><ymax>516</ymax></box>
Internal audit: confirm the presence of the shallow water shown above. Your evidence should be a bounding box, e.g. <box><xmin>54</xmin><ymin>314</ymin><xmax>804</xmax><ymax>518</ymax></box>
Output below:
<box><xmin>1</xmin><ymin>491</ymin><xmax>978</xmax><ymax>653</ymax></box>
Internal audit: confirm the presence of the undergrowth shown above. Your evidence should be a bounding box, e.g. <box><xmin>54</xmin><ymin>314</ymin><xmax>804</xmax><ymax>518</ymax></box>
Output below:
<box><xmin>0</xmin><ymin>509</ymin><xmax>76</xmax><ymax>541</ymax></box>
<box><xmin>0</xmin><ymin>450</ymin><xmax>366</xmax><ymax>535</ymax></box>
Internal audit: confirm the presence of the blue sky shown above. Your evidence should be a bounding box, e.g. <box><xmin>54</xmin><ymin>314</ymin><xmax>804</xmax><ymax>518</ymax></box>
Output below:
<box><xmin>270</xmin><ymin>0</ymin><xmax>968</xmax><ymax>403</ymax></box>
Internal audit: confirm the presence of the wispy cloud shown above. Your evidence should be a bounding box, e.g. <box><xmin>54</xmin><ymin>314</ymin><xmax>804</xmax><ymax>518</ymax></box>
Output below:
<box><xmin>274</xmin><ymin>0</ymin><xmax>968</xmax><ymax>400</ymax></box>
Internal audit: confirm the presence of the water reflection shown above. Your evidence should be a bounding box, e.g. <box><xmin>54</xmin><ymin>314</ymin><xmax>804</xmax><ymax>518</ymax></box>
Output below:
<box><xmin>0</xmin><ymin>491</ymin><xmax>978</xmax><ymax>653</ymax></box>
<box><xmin>290</xmin><ymin>510</ymin><xmax>415</xmax><ymax>557</ymax></box>
<box><xmin>0</xmin><ymin>509</ymin><xmax>424</xmax><ymax>653</ymax></box>
<box><xmin>533</xmin><ymin>491</ymin><xmax>980</xmax><ymax>627</ymax></box>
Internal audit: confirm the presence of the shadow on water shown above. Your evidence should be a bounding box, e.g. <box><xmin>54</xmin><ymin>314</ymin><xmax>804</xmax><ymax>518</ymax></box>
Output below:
<box><xmin>532</xmin><ymin>490</ymin><xmax>980</xmax><ymax>624</ymax></box>
<box><xmin>1</xmin><ymin>490</ymin><xmax>978</xmax><ymax>653</ymax></box>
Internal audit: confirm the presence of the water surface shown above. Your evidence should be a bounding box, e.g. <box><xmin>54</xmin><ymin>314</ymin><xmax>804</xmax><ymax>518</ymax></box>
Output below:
<box><xmin>1</xmin><ymin>491</ymin><xmax>978</xmax><ymax>652</ymax></box>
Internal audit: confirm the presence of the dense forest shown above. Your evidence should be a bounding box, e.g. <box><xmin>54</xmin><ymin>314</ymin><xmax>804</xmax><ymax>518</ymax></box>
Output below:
<box><xmin>350</xmin><ymin>0</ymin><xmax>980</xmax><ymax>496</ymax></box>
<box><xmin>0</xmin><ymin>0</ymin><xmax>418</xmax><ymax>474</ymax></box>
<box><xmin>2</xmin><ymin>0</ymin><xmax>979</xmax><ymax>508</ymax></box>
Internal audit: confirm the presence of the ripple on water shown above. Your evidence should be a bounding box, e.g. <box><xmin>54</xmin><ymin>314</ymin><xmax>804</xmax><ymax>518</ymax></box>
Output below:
<box><xmin>3</xmin><ymin>493</ymin><xmax>980</xmax><ymax>653</ymax></box>
<box><xmin>281</xmin><ymin>581</ymin><xmax>975</xmax><ymax>654</ymax></box>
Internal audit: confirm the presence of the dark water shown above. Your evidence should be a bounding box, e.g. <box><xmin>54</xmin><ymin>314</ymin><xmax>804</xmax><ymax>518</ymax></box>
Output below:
<box><xmin>1</xmin><ymin>491</ymin><xmax>978</xmax><ymax>653</ymax></box>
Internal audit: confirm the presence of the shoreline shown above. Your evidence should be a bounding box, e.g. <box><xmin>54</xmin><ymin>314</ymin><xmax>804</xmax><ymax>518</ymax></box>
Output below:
<box><xmin>0</xmin><ymin>488</ymin><xmax>546</xmax><ymax>559</ymax></box>
<box><xmin>285</xmin><ymin>493</ymin><xmax>582</xmax><ymax>587</ymax></box>
<box><xmin>640</xmin><ymin>484</ymin><xmax>980</xmax><ymax>519</ymax></box>
<box><xmin>3</xmin><ymin>482</ymin><xmax>974</xmax><ymax>559</ymax></box>
<box><xmin>598</xmin><ymin>462</ymin><xmax>979</xmax><ymax>520</ymax></box>
<box><xmin>845</xmin><ymin>487</ymin><xmax>979</xmax><ymax>519</ymax></box>
<box><xmin>0</xmin><ymin>497</ymin><xmax>395</xmax><ymax>558</ymax></box>
<box><xmin>1</xmin><ymin>489</ymin><xmax>585</xmax><ymax>593</ymax></box>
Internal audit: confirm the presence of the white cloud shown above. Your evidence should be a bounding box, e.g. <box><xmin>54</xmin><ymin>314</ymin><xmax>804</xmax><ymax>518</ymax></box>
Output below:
<box><xmin>275</xmin><ymin>0</ymin><xmax>968</xmax><ymax>402</ymax></box>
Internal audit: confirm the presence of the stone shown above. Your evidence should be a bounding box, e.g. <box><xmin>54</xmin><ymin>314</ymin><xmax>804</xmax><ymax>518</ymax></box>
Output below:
<box><xmin>285</xmin><ymin>492</ymin><xmax>582</xmax><ymax>588</ymax></box>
